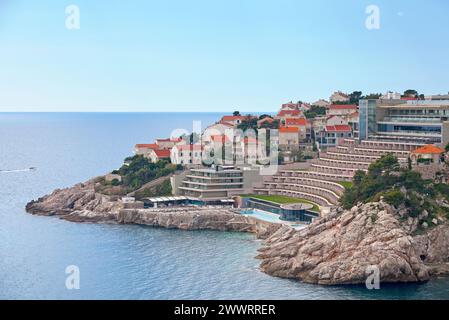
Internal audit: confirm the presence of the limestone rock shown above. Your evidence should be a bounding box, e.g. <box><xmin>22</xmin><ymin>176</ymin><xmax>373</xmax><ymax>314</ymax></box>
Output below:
<box><xmin>257</xmin><ymin>202</ymin><xmax>430</xmax><ymax>285</ymax></box>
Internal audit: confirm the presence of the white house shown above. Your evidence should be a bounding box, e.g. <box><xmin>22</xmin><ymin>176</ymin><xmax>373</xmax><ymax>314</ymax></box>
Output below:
<box><xmin>147</xmin><ymin>149</ymin><xmax>171</xmax><ymax>163</ymax></box>
<box><xmin>170</xmin><ymin>144</ymin><xmax>203</xmax><ymax>165</ymax></box>
<box><xmin>330</xmin><ymin>91</ymin><xmax>350</xmax><ymax>103</ymax></box>
<box><xmin>381</xmin><ymin>91</ymin><xmax>402</xmax><ymax>100</ymax></box>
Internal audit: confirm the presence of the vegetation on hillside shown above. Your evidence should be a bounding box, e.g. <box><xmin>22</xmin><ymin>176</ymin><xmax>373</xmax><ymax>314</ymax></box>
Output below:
<box><xmin>340</xmin><ymin>154</ymin><xmax>449</xmax><ymax>231</ymax></box>
<box><xmin>305</xmin><ymin>105</ymin><xmax>326</xmax><ymax>119</ymax></box>
<box><xmin>134</xmin><ymin>179</ymin><xmax>172</xmax><ymax>200</ymax></box>
<box><xmin>96</xmin><ymin>155</ymin><xmax>181</xmax><ymax>195</ymax></box>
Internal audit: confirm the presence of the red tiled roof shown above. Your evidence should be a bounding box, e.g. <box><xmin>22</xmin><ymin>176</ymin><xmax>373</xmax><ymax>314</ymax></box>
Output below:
<box><xmin>325</xmin><ymin>125</ymin><xmax>352</xmax><ymax>132</ymax></box>
<box><xmin>277</xmin><ymin>109</ymin><xmax>301</xmax><ymax>117</ymax></box>
<box><xmin>135</xmin><ymin>143</ymin><xmax>158</xmax><ymax>149</ymax></box>
<box><xmin>285</xmin><ymin>118</ymin><xmax>308</xmax><ymax>126</ymax></box>
<box><xmin>401</xmin><ymin>97</ymin><xmax>418</xmax><ymax>101</ymax></box>
<box><xmin>328</xmin><ymin>104</ymin><xmax>358</xmax><ymax>110</ymax></box>
<box><xmin>218</xmin><ymin>121</ymin><xmax>235</xmax><ymax>126</ymax></box>
<box><xmin>279</xmin><ymin>127</ymin><xmax>300</xmax><ymax>133</ymax></box>
<box><xmin>412</xmin><ymin>145</ymin><xmax>445</xmax><ymax>154</ymax></box>
<box><xmin>153</xmin><ymin>149</ymin><xmax>171</xmax><ymax>158</ymax></box>
<box><xmin>221</xmin><ymin>116</ymin><xmax>245</xmax><ymax>122</ymax></box>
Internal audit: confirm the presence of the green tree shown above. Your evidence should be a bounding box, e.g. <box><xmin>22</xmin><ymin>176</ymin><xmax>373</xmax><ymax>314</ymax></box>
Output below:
<box><xmin>349</xmin><ymin>91</ymin><xmax>363</xmax><ymax>104</ymax></box>
<box><xmin>403</xmin><ymin>89</ymin><xmax>418</xmax><ymax>97</ymax></box>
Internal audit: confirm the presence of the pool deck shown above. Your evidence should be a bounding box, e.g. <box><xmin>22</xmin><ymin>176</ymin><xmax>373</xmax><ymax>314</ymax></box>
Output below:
<box><xmin>241</xmin><ymin>209</ymin><xmax>309</xmax><ymax>230</ymax></box>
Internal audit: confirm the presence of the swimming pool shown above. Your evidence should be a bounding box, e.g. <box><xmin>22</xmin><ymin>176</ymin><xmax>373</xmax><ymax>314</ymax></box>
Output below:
<box><xmin>240</xmin><ymin>209</ymin><xmax>308</xmax><ymax>230</ymax></box>
<box><xmin>241</xmin><ymin>209</ymin><xmax>283</xmax><ymax>224</ymax></box>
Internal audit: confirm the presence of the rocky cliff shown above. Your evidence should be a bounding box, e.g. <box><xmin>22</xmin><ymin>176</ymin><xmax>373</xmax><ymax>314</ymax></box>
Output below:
<box><xmin>25</xmin><ymin>179</ymin><xmax>280</xmax><ymax>239</ymax></box>
<box><xmin>26</xmin><ymin>179</ymin><xmax>122</xmax><ymax>222</ymax></box>
<box><xmin>256</xmin><ymin>201</ymin><xmax>449</xmax><ymax>285</ymax></box>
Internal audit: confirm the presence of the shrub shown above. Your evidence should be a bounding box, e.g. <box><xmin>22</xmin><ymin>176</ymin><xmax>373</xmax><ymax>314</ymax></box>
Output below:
<box><xmin>111</xmin><ymin>179</ymin><xmax>121</xmax><ymax>186</ymax></box>
<box><xmin>383</xmin><ymin>189</ymin><xmax>404</xmax><ymax>207</ymax></box>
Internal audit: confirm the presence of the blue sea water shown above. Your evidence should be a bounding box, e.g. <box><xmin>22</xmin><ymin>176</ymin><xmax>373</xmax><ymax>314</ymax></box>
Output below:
<box><xmin>0</xmin><ymin>112</ymin><xmax>448</xmax><ymax>300</ymax></box>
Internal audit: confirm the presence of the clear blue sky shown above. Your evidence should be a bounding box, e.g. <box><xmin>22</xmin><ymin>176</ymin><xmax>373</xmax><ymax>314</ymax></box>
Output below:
<box><xmin>1</xmin><ymin>0</ymin><xmax>448</xmax><ymax>112</ymax></box>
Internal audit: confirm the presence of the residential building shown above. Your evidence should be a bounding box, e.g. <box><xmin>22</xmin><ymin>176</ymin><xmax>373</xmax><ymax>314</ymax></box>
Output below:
<box><xmin>147</xmin><ymin>149</ymin><xmax>171</xmax><ymax>163</ymax></box>
<box><xmin>326</xmin><ymin>115</ymin><xmax>348</xmax><ymax>126</ymax></box>
<box><xmin>359</xmin><ymin>98</ymin><xmax>449</xmax><ymax>146</ymax></box>
<box><xmin>317</xmin><ymin>125</ymin><xmax>352</xmax><ymax>147</ymax></box>
<box><xmin>330</xmin><ymin>91</ymin><xmax>350</xmax><ymax>103</ymax></box>
<box><xmin>170</xmin><ymin>144</ymin><xmax>203</xmax><ymax>165</ymax></box>
<box><xmin>220</xmin><ymin>115</ymin><xmax>246</xmax><ymax>126</ymax></box>
<box><xmin>381</xmin><ymin>91</ymin><xmax>402</xmax><ymax>100</ymax></box>
<box><xmin>203</xmin><ymin>122</ymin><xmax>234</xmax><ymax>139</ymax></box>
<box><xmin>327</xmin><ymin>104</ymin><xmax>358</xmax><ymax>116</ymax></box>
<box><xmin>298</xmin><ymin>102</ymin><xmax>311</xmax><ymax>112</ymax></box>
<box><xmin>279</xmin><ymin>127</ymin><xmax>300</xmax><ymax>150</ymax></box>
<box><xmin>410</xmin><ymin>145</ymin><xmax>446</xmax><ymax>180</ymax></box>
<box><xmin>280</xmin><ymin>101</ymin><xmax>300</xmax><ymax>111</ymax></box>
<box><xmin>284</xmin><ymin>118</ymin><xmax>311</xmax><ymax>141</ymax></box>
<box><xmin>134</xmin><ymin>143</ymin><xmax>158</xmax><ymax>156</ymax></box>
<box><xmin>276</xmin><ymin>109</ymin><xmax>303</xmax><ymax>122</ymax></box>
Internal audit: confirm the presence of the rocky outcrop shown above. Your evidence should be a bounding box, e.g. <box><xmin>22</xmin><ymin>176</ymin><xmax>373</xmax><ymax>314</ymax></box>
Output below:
<box><xmin>413</xmin><ymin>225</ymin><xmax>449</xmax><ymax>265</ymax></box>
<box><xmin>26</xmin><ymin>179</ymin><xmax>123</xmax><ymax>221</ymax></box>
<box><xmin>25</xmin><ymin>179</ymin><xmax>281</xmax><ymax>239</ymax></box>
<box><xmin>257</xmin><ymin>202</ymin><xmax>431</xmax><ymax>285</ymax></box>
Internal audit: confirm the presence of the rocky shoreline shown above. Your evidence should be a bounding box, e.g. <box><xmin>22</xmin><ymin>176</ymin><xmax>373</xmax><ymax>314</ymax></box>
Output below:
<box><xmin>25</xmin><ymin>178</ymin><xmax>281</xmax><ymax>239</ymax></box>
<box><xmin>26</xmin><ymin>179</ymin><xmax>449</xmax><ymax>286</ymax></box>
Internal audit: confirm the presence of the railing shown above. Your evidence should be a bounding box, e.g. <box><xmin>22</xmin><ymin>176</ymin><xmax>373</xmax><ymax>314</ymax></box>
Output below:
<box><xmin>260</xmin><ymin>182</ymin><xmax>340</xmax><ymax>203</ymax></box>
<box><xmin>265</xmin><ymin>176</ymin><xmax>345</xmax><ymax>195</ymax></box>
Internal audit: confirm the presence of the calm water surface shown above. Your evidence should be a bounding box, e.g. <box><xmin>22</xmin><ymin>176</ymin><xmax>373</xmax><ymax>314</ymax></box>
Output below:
<box><xmin>0</xmin><ymin>113</ymin><xmax>448</xmax><ymax>299</ymax></box>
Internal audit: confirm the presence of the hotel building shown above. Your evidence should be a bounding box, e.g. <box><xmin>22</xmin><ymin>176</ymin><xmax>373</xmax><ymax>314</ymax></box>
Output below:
<box><xmin>359</xmin><ymin>99</ymin><xmax>449</xmax><ymax>147</ymax></box>
<box><xmin>172</xmin><ymin>165</ymin><xmax>262</xmax><ymax>202</ymax></box>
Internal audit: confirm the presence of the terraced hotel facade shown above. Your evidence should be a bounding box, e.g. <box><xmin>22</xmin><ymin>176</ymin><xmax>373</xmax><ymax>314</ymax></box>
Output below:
<box><xmin>253</xmin><ymin>138</ymin><xmax>422</xmax><ymax>209</ymax></box>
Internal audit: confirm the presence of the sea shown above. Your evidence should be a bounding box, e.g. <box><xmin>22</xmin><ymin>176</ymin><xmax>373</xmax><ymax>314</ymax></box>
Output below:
<box><xmin>0</xmin><ymin>112</ymin><xmax>448</xmax><ymax>300</ymax></box>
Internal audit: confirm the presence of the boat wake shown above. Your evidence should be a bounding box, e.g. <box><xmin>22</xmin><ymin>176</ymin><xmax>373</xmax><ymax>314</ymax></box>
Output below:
<box><xmin>0</xmin><ymin>167</ymin><xmax>37</xmax><ymax>173</ymax></box>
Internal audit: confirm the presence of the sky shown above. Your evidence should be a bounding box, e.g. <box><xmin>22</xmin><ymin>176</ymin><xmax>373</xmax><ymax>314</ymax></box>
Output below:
<box><xmin>0</xmin><ymin>0</ymin><xmax>448</xmax><ymax>112</ymax></box>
